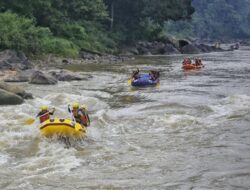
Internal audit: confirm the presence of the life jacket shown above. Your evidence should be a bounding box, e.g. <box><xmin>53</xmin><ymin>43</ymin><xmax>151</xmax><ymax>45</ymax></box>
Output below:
<box><xmin>39</xmin><ymin>111</ymin><xmax>50</xmax><ymax>123</ymax></box>
<box><xmin>149</xmin><ymin>73</ymin><xmax>156</xmax><ymax>81</ymax></box>
<box><xmin>183</xmin><ymin>59</ymin><xmax>190</xmax><ymax>65</ymax></box>
<box><xmin>79</xmin><ymin>109</ymin><xmax>90</xmax><ymax>126</ymax></box>
<box><xmin>132</xmin><ymin>71</ymin><xmax>140</xmax><ymax>80</ymax></box>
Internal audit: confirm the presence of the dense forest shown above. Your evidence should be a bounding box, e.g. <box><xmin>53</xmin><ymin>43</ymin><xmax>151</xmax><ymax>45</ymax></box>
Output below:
<box><xmin>0</xmin><ymin>0</ymin><xmax>194</xmax><ymax>56</ymax></box>
<box><xmin>0</xmin><ymin>1</ymin><xmax>248</xmax><ymax>57</ymax></box>
<box><xmin>165</xmin><ymin>0</ymin><xmax>250</xmax><ymax>40</ymax></box>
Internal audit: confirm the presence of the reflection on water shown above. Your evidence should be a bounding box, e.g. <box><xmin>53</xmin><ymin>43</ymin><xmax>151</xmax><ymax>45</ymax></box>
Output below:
<box><xmin>0</xmin><ymin>49</ymin><xmax>250</xmax><ymax>189</ymax></box>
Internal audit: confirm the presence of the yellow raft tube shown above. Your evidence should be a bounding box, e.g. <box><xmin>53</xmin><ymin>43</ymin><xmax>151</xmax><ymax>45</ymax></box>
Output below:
<box><xmin>39</xmin><ymin>118</ymin><xmax>87</xmax><ymax>139</ymax></box>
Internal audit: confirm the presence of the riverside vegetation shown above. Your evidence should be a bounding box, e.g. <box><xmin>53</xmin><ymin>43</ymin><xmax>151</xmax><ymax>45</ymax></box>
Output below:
<box><xmin>0</xmin><ymin>0</ymin><xmax>194</xmax><ymax>57</ymax></box>
<box><xmin>1</xmin><ymin>0</ymin><xmax>249</xmax><ymax>58</ymax></box>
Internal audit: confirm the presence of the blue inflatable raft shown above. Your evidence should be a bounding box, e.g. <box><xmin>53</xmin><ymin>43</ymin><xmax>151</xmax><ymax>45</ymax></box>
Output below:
<box><xmin>131</xmin><ymin>74</ymin><xmax>159</xmax><ymax>87</ymax></box>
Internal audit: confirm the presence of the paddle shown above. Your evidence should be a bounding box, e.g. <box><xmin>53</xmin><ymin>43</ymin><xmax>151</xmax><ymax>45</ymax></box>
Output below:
<box><xmin>68</xmin><ymin>105</ymin><xmax>76</xmax><ymax>123</ymax></box>
<box><xmin>24</xmin><ymin>111</ymin><xmax>50</xmax><ymax>125</ymax></box>
<box><xmin>127</xmin><ymin>79</ymin><xmax>132</xmax><ymax>85</ymax></box>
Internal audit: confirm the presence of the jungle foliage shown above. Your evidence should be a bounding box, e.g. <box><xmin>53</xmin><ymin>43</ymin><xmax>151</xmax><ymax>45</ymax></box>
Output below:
<box><xmin>165</xmin><ymin>0</ymin><xmax>250</xmax><ymax>40</ymax></box>
<box><xmin>0</xmin><ymin>0</ymin><xmax>194</xmax><ymax>56</ymax></box>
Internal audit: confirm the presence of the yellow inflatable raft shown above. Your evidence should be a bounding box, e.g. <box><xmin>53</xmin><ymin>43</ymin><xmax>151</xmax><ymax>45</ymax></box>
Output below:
<box><xmin>39</xmin><ymin>118</ymin><xmax>87</xmax><ymax>139</ymax></box>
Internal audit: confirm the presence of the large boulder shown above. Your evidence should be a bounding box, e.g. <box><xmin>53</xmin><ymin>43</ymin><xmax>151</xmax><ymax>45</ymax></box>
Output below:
<box><xmin>193</xmin><ymin>43</ymin><xmax>229</xmax><ymax>53</ymax></box>
<box><xmin>136</xmin><ymin>42</ymin><xmax>151</xmax><ymax>55</ymax></box>
<box><xmin>135</xmin><ymin>40</ymin><xmax>181</xmax><ymax>55</ymax></box>
<box><xmin>79</xmin><ymin>48</ymin><xmax>102</xmax><ymax>60</ymax></box>
<box><xmin>29</xmin><ymin>71</ymin><xmax>58</xmax><ymax>85</ymax></box>
<box><xmin>136</xmin><ymin>41</ymin><xmax>166</xmax><ymax>55</ymax></box>
<box><xmin>4</xmin><ymin>71</ymin><xmax>29</xmax><ymax>82</ymax></box>
<box><xmin>119</xmin><ymin>47</ymin><xmax>139</xmax><ymax>56</ymax></box>
<box><xmin>181</xmin><ymin>44</ymin><xmax>201</xmax><ymax>54</ymax></box>
<box><xmin>0</xmin><ymin>89</ymin><xmax>24</xmax><ymax>105</ymax></box>
<box><xmin>162</xmin><ymin>44</ymin><xmax>181</xmax><ymax>55</ymax></box>
<box><xmin>196</xmin><ymin>44</ymin><xmax>214</xmax><ymax>53</ymax></box>
<box><xmin>128</xmin><ymin>48</ymin><xmax>139</xmax><ymax>55</ymax></box>
<box><xmin>137</xmin><ymin>46</ymin><xmax>152</xmax><ymax>55</ymax></box>
<box><xmin>149</xmin><ymin>41</ymin><xmax>165</xmax><ymax>54</ymax></box>
<box><xmin>49</xmin><ymin>70</ymin><xmax>88</xmax><ymax>81</ymax></box>
<box><xmin>0</xmin><ymin>50</ymin><xmax>33</xmax><ymax>70</ymax></box>
<box><xmin>164</xmin><ymin>36</ymin><xmax>180</xmax><ymax>49</ymax></box>
<box><xmin>0</xmin><ymin>82</ymin><xmax>32</xmax><ymax>99</ymax></box>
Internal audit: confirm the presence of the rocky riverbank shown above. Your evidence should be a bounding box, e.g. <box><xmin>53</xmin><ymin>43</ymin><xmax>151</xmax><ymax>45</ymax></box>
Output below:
<box><xmin>0</xmin><ymin>49</ymin><xmax>108</xmax><ymax>105</ymax></box>
<box><xmin>119</xmin><ymin>38</ymin><xmax>235</xmax><ymax>56</ymax></box>
<box><xmin>0</xmin><ymin>37</ymin><xmax>243</xmax><ymax>105</ymax></box>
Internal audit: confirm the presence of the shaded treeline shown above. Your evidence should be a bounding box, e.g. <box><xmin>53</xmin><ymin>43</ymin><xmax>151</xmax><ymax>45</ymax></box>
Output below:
<box><xmin>0</xmin><ymin>0</ymin><xmax>194</xmax><ymax>56</ymax></box>
<box><xmin>165</xmin><ymin>0</ymin><xmax>250</xmax><ymax>40</ymax></box>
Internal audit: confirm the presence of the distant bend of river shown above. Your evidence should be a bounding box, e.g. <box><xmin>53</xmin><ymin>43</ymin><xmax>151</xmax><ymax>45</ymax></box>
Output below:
<box><xmin>0</xmin><ymin>47</ymin><xmax>250</xmax><ymax>189</ymax></box>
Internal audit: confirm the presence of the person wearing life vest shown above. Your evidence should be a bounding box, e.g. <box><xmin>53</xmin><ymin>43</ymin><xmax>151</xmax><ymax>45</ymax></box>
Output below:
<box><xmin>132</xmin><ymin>68</ymin><xmax>140</xmax><ymax>80</ymax></box>
<box><xmin>195</xmin><ymin>58</ymin><xmax>199</xmax><ymax>66</ymax></box>
<box><xmin>69</xmin><ymin>102</ymin><xmax>90</xmax><ymax>127</ymax></box>
<box><xmin>149</xmin><ymin>70</ymin><xmax>160</xmax><ymax>81</ymax></box>
<box><xmin>149</xmin><ymin>70</ymin><xmax>155</xmax><ymax>81</ymax></box>
<box><xmin>70</xmin><ymin>102</ymin><xmax>81</xmax><ymax>123</ymax></box>
<box><xmin>37</xmin><ymin>106</ymin><xmax>55</xmax><ymax>123</ymax></box>
<box><xmin>183</xmin><ymin>57</ymin><xmax>192</xmax><ymax>65</ymax></box>
<box><xmin>198</xmin><ymin>58</ymin><xmax>203</xmax><ymax>65</ymax></box>
<box><xmin>78</xmin><ymin>104</ymin><xmax>90</xmax><ymax>127</ymax></box>
<box><xmin>182</xmin><ymin>57</ymin><xmax>188</xmax><ymax>65</ymax></box>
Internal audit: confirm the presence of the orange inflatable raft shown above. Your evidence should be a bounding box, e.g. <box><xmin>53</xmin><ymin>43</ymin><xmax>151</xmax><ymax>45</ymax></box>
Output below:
<box><xmin>182</xmin><ymin>64</ymin><xmax>204</xmax><ymax>70</ymax></box>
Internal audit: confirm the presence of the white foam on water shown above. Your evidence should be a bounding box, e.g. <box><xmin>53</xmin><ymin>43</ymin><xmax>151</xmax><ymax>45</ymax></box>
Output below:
<box><xmin>164</xmin><ymin>114</ymin><xmax>199</xmax><ymax>125</ymax></box>
<box><xmin>0</xmin><ymin>128</ymin><xmax>38</xmax><ymax>151</ymax></box>
<box><xmin>14</xmin><ymin>140</ymin><xmax>82</xmax><ymax>176</ymax></box>
<box><xmin>93</xmin><ymin>109</ymin><xmax>112</xmax><ymax>127</ymax></box>
<box><xmin>82</xmin><ymin>90</ymin><xmax>113</xmax><ymax>99</ymax></box>
<box><xmin>86</xmin><ymin>126</ymin><xmax>102</xmax><ymax>140</ymax></box>
<box><xmin>43</xmin><ymin>93</ymin><xmax>109</xmax><ymax>112</ymax></box>
<box><xmin>207</xmin><ymin>94</ymin><xmax>250</xmax><ymax>124</ymax></box>
<box><xmin>0</xmin><ymin>153</ymin><xmax>10</xmax><ymax>165</ymax></box>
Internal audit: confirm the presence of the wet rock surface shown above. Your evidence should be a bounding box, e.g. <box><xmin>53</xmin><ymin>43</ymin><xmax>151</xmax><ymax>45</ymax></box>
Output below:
<box><xmin>0</xmin><ymin>50</ymin><xmax>33</xmax><ymax>70</ymax></box>
<box><xmin>29</xmin><ymin>71</ymin><xmax>58</xmax><ymax>85</ymax></box>
<box><xmin>0</xmin><ymin>89</ymin><xmax>24</xmax><ymax>105</ymax></box>
<box><xmin>119</xmin><ymin>38</ymin><xmax>233</xmax><ymax>55</ymax></box>
<box><xmin>49</xmin><ymin>69</ymin><xmax>89</xmax><ymax>81</ymax></box>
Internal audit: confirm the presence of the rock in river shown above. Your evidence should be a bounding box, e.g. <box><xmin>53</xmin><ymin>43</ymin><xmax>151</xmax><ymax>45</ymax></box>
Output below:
<box><xmin>29</xmin><ymin>71</ymin><xmax>58</xmax><ymax>85</ymax></box>
<box><xmin>0</xmin><ymin>89</ymin><xmax>24</xmax><ymax>105</ymax></box>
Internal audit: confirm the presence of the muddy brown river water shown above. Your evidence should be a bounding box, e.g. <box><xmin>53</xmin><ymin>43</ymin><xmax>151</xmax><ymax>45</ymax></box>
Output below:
<box><xmin>0</xmin><ymin>48</ymin><xmax>250</xmax><ymax>189</ymax></box>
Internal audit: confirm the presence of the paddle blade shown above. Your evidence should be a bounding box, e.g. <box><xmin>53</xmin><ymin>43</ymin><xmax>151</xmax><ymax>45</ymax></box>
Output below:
<box><xmin>156</xmin><ymin>82</ymin><xmax>160</xmax><ymax>88</ymax></box>
<box><xmin>25</xmin><ymin>118</ymin><xmax>35</xmax><ymax>125</ymax></box>
<box><xmin>127</xmin><ymin>79</ymin><xmax>132</xmax><ymax>86</ymax></box>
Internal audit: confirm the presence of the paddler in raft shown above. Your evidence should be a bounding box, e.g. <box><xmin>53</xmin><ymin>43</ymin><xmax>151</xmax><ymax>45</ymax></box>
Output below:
<box><xmin>182</xmin><ymin>57</ymin><xmax>192</xmax><ymax>65</ymax></box>
<box><xmin>149</xmin><ymin>70</ymin><xmax>160</xmax><ymax>81</ymax></box>
<box><xmin>68</xmin><ymin>102</ymin><xmax>90</xmax><ymax>127</ymax></box>
<box><xmin>37</xmin><ymin>106</ymin><xmax>56</xmax><ymax>123</ymax></box>
<box><xmin>195</xmin><ymin>58</ymin><xmax>203</xmax><ymax>66</ymax></box>
<box><xmin>131</xmin><ymin>68</ymin><xmax>140</xmax><ymax>80</ymax></box>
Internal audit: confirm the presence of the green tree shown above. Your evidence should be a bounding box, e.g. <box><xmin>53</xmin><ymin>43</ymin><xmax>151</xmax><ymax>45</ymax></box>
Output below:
<box><xmin>104</xmin><ymin>0</ymin><xmax>194</xmax><ymax>41</ymax></box>
<box><xmin>0</xmin><ymin>0</ymin><xmax>196</xmax><ymax>55</ymax></box>
<box><xmin>165</xmin><ymin>0</ymin><xmax>250</xmax><ymax>40</ymax></box>
<box><xmin>0</xmin><ymin>12</ymin><xmax>50</xmax><ymax>54</ymax></box>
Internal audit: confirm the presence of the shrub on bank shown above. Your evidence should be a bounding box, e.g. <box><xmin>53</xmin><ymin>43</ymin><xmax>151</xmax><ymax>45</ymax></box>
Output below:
<box><xmin>0</xmin><ymin>12</ymin><xmax>116</xmax><ymax>57</ymax></box>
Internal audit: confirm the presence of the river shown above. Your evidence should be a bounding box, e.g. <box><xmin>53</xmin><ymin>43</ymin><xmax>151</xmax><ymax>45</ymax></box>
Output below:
<box><xmin>0</xmin><ymin>48</ymin><xmax>250</xmax><ymax>189</ymax></box>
